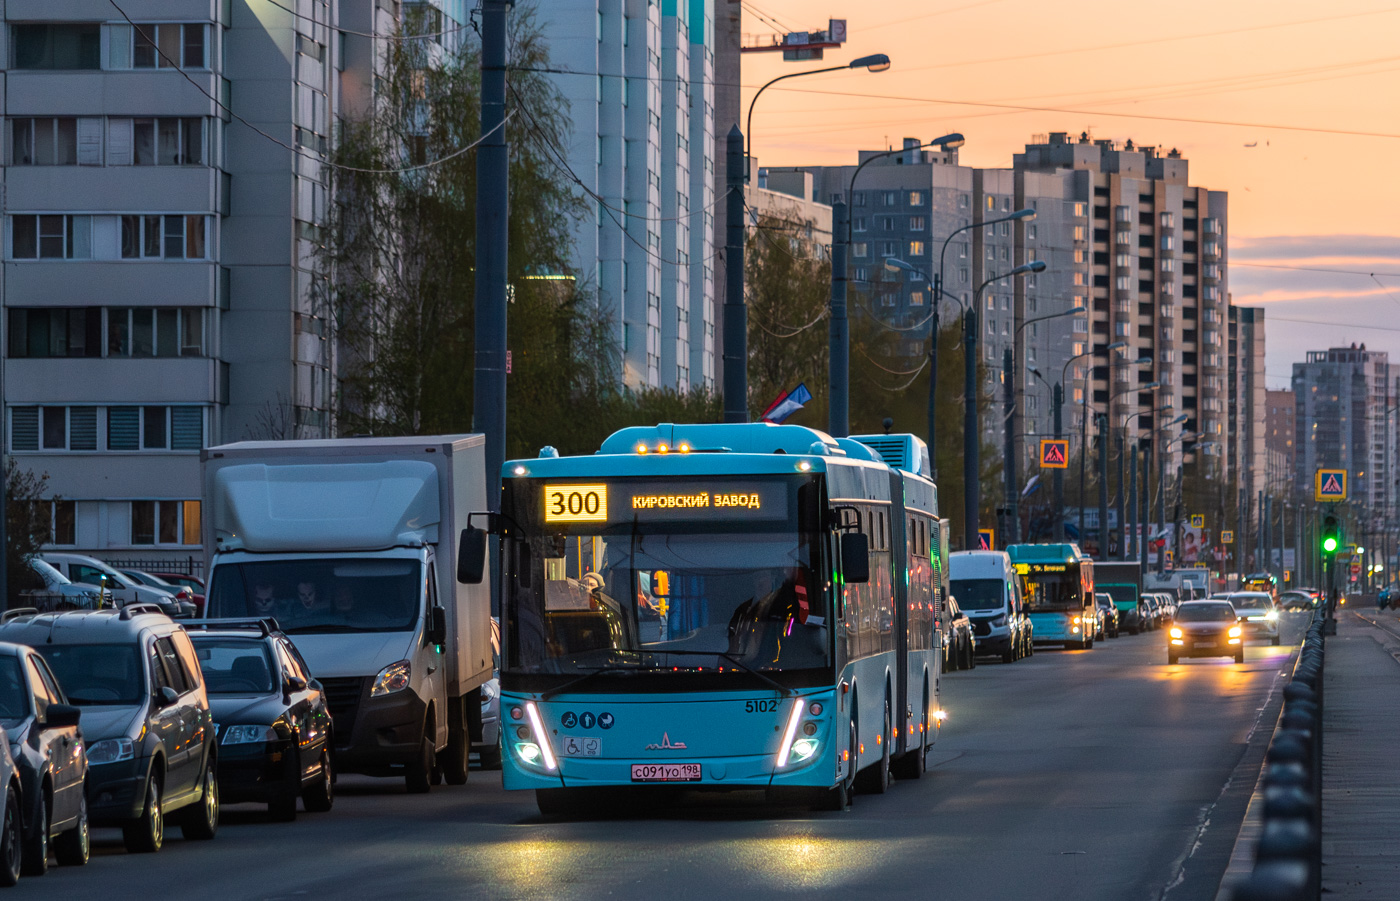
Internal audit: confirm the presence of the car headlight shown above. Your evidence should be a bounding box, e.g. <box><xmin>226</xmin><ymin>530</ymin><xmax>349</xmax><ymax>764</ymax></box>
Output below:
<box><xmin>222</xmin><ymin>725</ymin><xmax>279</xmax><ymax>745</ymax></box>
<box><xmin>1265</xmin><ymin>610</ymin><xmax>1278</xmax><ymax>622</ymax></box>
<box><xmin>371</xmin><ymin>660</ymin><xmax>412</xmax><ymax>697</ymax></box>
<box><xmin>1229</xmin><ymin>626</ymin><xmax>1242</xmax><ymax>638</ymax></box>
<box><xmin>481</xmin><ymin>681</ymin><xmax>499</xmax><ymax>705</ymax></box>
<box><xmin>88</xmin><ymin>738</ymin><xmax>136</xmax><ymax>764</ymax></box>
<box><xmin>1169</xmin><ymin>627</ymin><xmax>1183</xmax><ymax>639</ymax></box>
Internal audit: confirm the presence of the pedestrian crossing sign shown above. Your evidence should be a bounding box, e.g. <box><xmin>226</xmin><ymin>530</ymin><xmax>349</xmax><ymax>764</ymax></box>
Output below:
<box><xmin>1039</xmin><ymin>439</ymin><xmax>1069</xmax><ymax>469</ymax></box>
<box><xmin>1315</xmin><ymin>469</ymin><xmax>1347</xmax><ymax>502</ymax></box>
<box><xmin>1221</xmin><ymin>530</ymin><xmax>1234</xmax><ymax>544</ymax></box>
<box><xmin>1190</xmin><ymin>514</ymin><xmax>1205</xmax><ymax>528</ymax></box>
<box><xmin>978</xmin><ymin>529</ymin><xmax>995</xmax><ymax>551</ymax></box>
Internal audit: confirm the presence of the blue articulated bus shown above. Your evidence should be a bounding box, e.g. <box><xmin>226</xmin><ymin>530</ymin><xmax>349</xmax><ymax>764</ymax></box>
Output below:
<box><xmin>479</xmin><ymin>422</ymin><xmax>945</xmax><ymax>814</ymax></box>
<box><xmin>1006</xmin><ymin>543</ymin><xmax>1096</xmax><ymax>649</ymax></box>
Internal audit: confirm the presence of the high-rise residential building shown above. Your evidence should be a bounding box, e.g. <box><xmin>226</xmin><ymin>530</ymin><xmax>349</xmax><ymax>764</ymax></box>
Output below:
<box><xmin>1292</xmin><ymin>344</ymin><xmax>1396</xmax><ymax>513</ymax></box>
<box><xmin>1016</xmin><ymin>133</ymin><xmax>1231</xmax><ymax>498</ymax></box>
<box><xmin>537</xmin><ymin>0</ymin><xmax>716</xmax><ymax>393</ymax></box>
<box><xmin>0</xmin><ymin>0</ymin><xmax>383</xmax><ymax>565</ymax></box>
<box><xmin>1231</xmin><ymin>306</ymin><xmax>1268</xmax><ymax>546</ymax></box>
<box><xmin>1265</xmin><ymin>388</ymin><xmax>1296</xmax><ymax>497</ymax></box>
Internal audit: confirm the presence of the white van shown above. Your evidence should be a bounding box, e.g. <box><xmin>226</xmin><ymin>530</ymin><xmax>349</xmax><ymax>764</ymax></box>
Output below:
<box><xmin>949</xmin><ymin>550</ymin><xmax>1032</xmax><ymax>663</ymax></box>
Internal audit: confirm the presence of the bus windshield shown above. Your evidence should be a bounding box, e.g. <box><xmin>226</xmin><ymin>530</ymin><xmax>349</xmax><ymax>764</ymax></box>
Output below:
<box><xmin>502</xmin><ymin>476</ymin><xmax>830</xmax><ymax>687</ymax></box>
<box><xmin>1023</xmin><ymin>567</ymin><xmax>1088</xmax><ymax>612</ymax></box>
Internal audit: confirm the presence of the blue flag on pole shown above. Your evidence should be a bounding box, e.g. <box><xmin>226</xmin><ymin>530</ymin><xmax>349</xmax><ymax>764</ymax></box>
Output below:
<box><xmin>761</xmin><ymin>383</ymin><xmax>813</xmax><ymax>424</ymax></box>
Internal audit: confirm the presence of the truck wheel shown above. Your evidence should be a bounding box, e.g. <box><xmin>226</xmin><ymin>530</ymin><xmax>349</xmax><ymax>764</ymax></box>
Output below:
<box><xmin>439</xmin><ymin>723</ymin><xmax>470</xmax><ymax>786</ymax></box>
<box><xmin>405</xmin><ymin>736</ymin><xmax>435</xmax><ymax>794</ymax></box>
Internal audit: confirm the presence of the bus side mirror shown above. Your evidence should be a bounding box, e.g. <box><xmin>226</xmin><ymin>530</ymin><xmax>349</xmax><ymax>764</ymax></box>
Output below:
<box><xmin>458</xmin><ymin>526</ymin><xmax>487</xmax><ymax>584</ymax></box>
<box><xmin>841</xmin><ymin>532</ymin><xmax>870</xmax><ymax>584</ymax></box>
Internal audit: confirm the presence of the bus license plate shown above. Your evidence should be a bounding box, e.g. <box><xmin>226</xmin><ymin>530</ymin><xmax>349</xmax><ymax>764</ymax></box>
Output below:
<box><xmin>630</xmin><ymin>763</ymin><xmax>702</xmax><ymax>783</ymax></box>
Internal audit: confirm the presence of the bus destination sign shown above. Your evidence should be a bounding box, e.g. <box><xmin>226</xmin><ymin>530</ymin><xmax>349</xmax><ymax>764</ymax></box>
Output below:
<box><xmin>543</xmin><ymin>482</ymin><xmax>789</xmax><ymax>525</ymax></box>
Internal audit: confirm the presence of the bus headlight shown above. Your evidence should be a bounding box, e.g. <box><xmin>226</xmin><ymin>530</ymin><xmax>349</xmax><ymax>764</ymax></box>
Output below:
<box><xmin>788</xmin><ymin>738</ymin><xmax>820</xmax><ymax>763</ymax></box>
<box><xmin>518</xmin><ymin>702</ymin><xmax>557</xmax><ymax>772</ymax></box>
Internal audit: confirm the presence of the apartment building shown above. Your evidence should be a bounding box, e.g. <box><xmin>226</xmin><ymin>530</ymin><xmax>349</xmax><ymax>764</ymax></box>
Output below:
<box><xmin>1292</xmin><ymin>344</ymin><xmax>1396</xmax><ymax>512</ymax></box>
<box><xmin>1265</xmin><ymin>388</ymin><xmax>1296</xmax><ymax>497</ymax></box>
<box><xmin>0</xmin><ymin>0</ymin><xmax>374</xmax><ymax>566</ymax></box>
<box><xmin>536</xmin><ymin>0</ymin><xmax>717</xmax><ymax>393</ymax></box>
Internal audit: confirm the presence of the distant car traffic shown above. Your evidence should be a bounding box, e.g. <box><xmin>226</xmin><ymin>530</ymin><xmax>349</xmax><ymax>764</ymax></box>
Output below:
<box><xmin>186</xmin><ymin>620</ymin><xmax>334</xmax><ymax>821</ymax></box>
<box><xmin>1168</xmin><ymin>600</ymin><xmax>1246</xmax><ymax>664</ymax></box>
<box><xmin>1094</xmin><ymin>593</ymin><xmax>1120</xmax><ymax>639</ymax></box>
<box><xmin>944</xmin><ymin>597</ymin><xmax>976</xmax><ymax>671</ymax></box>
<box><xmin>1279</xmin><ymin>589</ymin><xmax>1318</xmax><ymax>611</ymax></box>
<box><xmin>1223</xmin><ymin>592</ymin><xmax>1280</xmax><ymax>645</ymax></box>
<box><xmin>0</xmin><ymin>641</ymin><xmax>90</xmax><ymax>873</ymax></box>
<box><xmin>0</xmin><ymin>608</ymin><xmax>220</xmax><ymax>853</ymax></box>
<box><xmin>149</xmin><ymin>574</ymin><xmax>206</xmax><ymax>615</ymax></box>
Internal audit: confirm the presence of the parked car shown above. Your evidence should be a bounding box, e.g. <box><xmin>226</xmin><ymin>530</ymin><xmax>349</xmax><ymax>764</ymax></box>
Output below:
<box><xmin>0</xmin><ymin>607</ymin><xmax>219</xmax><ymax>853</ymax></box>
<box><xmin>150</xmin><ymin>573</ymin><xmax>206</xmax><ymax>613</ymax></box>
<box><xmin>1168</xmin><ymin>600</ymin><xmax>1246</xmax><ymax>664</ymax></box>
<box><xmin>1223</xmin><ymin>591</ymin><xmax>1280</xmax><ymax>645</ymax></box>
<box><xmin>12</xmin><ymin>560</ymin><xmax>103</xmax><ymax>612</ymax></box>
<box><xmin>121</xmin><ymin>571</ymin><xmax>201</xmax><ymax>617</ymax></box>
<box><xmin>0</xmin><ymin>641</ymin><xmax>89</xmax><ymax>872</ymax></box>
<box><xmin>39</xmin><ymin>555</ymin><xmax>191</xmax><ymax>618</ymax></box>
<box><xmin>0</xmin><ymin>728</ymin><xmax>24</xmax><ymax>886</ymax></box>
<box><xmin>1095</xmin><ymin>593</ymin><xmax>1120</xmax><ymax>639</ymax></box>
<box><xmin>1138</xmin><ymin>595</ymin><xmax>1159</xmax><ymax>631</ymax></box>
<box><xmin>476</xmin><ymin>618</ymin><xmax>501</xmax><ymax>770</ymax></box>
<box><xmin>943</xmin><ymin>597</ymin><xmax>976</xmax><ymax>671</ymax></box>
<box><xmin>1280</xmin><ymin>589</ymin><xmax>1318</xmax><ymax>611</ymax></box>
<box><xmin>184</xmin><ymin>619</ymin><xmax>333</xmax><ymax>821</ymax></box>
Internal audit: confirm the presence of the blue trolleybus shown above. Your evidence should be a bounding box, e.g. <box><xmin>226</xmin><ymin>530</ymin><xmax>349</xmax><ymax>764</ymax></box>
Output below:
<box><xmin>1006</xmin><ymin>543</ymin><xmax>1096</xmax><ymax>649</ymax></box>
<box><xmin>474</xmin><ymin>422</ymin><xmax>945</xmax><ymax>813</ymax></box>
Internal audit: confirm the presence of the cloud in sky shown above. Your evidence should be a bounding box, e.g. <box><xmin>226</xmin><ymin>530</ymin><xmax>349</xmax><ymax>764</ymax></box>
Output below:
<box><xmin>1230</xmin><ymin>235</ymin><xmax>1400</xmax><ymax>387</ymax></box>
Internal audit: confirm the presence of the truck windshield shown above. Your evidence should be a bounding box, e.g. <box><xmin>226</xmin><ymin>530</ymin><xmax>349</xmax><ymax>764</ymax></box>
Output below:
<box><xmin>1023</xmin><ymin>568</ymin><xmax>1088</xmax><ymax>612</ymax></box>
<box><xmin>502</xmin><ymin>476</ymin><xmax>830</xmax><ymax>689</ymax></box>
<box><xmin>207</xmin><ymin>559</ymin><xmax>422</xmax><ymax>633</ymax></box>
<box><xmin>949</xmin><ymin>578</ymin><xmax>1004</xmax><ymax>611</ymax></box>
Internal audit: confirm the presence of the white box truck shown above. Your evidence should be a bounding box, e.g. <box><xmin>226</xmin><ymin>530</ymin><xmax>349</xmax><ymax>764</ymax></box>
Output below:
<box><xmin>201</xmin><ymin>436</ymin><xmax>493</xmax><ymax>792</ymax></box>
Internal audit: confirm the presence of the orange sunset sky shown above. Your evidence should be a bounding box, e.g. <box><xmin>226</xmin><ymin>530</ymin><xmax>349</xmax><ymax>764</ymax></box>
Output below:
<box><xmin>737</xmin><ymin>0</ymin><xmax>1400</xmax><ymax>388</ymax></box>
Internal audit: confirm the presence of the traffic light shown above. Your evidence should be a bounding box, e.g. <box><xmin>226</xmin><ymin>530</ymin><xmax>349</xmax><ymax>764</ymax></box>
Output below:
<box><xmin>1321</xmin><ymin>514</ymin><xmax>1340</xmax><ymax>556</ymax></box>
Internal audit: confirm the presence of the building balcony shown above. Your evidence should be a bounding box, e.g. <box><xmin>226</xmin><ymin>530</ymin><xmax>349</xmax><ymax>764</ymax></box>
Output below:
<box><xmin>5</xmin><ymin>357</ymin><xmax>227</xmax><ymax>405</ymax></box>
<box><xmin>5</xmin><ymin>166</ymin><xmax>219</xmax><ymax>214</ymax></box>
<box><xmin>6</xmin><ymin>70</ymin><xmax>221</xmax><ymax>119</ymax></box>
<box><xmin>4</xmin><ymin>261</ymin><xmax>219</xmax><ymax>308</ymax></box>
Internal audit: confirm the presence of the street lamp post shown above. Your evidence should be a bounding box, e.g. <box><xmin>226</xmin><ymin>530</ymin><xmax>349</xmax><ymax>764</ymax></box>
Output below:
<box><xmin>1003</xmin><ymin>302</ymin><xmax>1079</xmax><ymax>545</ymax></box>
<box><xmin>965</xmin><ymin>262</ymin><xmax>1044</xmax><ymax>550</ymax></box>
<box><xmin>1155</xmin><ymin>418</ymin><xmax>1191</xmax><ymax>572</ymax></box>
<box><xmin>740</xmin><ymin>54</ymin><xmax>891</xmax><ymax>431</ymax></box>
<box><xmin>1120</xmin><ymin>402</ymin><xmax>1162</xmax><ymax>561</ymax></box>
<box><xmin>1059</xmin><ymin>342</ymin><xmax>1123</xmax><ymax>544</ymax></box>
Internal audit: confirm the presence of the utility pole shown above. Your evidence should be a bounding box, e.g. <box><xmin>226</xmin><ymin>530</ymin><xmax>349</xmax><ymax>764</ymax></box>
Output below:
<box><xmin>723</xmin><ymin>126</ymin><xmax>747</xmax><ymax>423</ymax></box>
<box><xmin>1115</xmin><ymin>433</ymin><xmax>1126</xmax><ymax>560</ymax></box>
<box><xmin>1053</xmin><ymin>382</ymin><xmax>1064</xmax><ymax>541</ymax></box>
<box><xmin>1097</xmin><ymin>415</ymin><xmax>1109</xmax><ymax>560</ymax></box>
<box><xmin>964</xmin><ymin>307</ymin><xmax>979</xmax><ymax>550</ymax></box>
<box><xmin>474</xmin><ymin>0</ymin><xmax>511</xmax><ymax>524</ymax></box>
<box><xmin>1156</xmin><ymin>432</ymin><xmax>1166</xmax><ymax>574</ymax></box>
<box><xmin>1003</xmin><ymin>348</ymin><xmax>1016</xmax><ymax>545</ymax></box>
<box><xmin>1128</xmin><ymin>443</ymin><xmax>1138</xmax><ymax>560</ymax></box>
<box><xmin>828</xmin><ymin>199</ymin><xmax>848</xmax><ymax>437</ymax></box>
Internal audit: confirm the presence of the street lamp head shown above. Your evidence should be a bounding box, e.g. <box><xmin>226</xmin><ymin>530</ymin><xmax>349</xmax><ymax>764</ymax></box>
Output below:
<box><xmin>1142</xmin><ymin>381</ymin><xmax>1161</xmax><ymax>390</ymax></box>
<box><xmin>1068</xmin><ymin>305</ymin><xmax>1087</xmax><ymax>314</ymax></box>
<box><xmin>884</xmin><ymin>257</ymin><xmax>913</xmax><ymax>273</ymax></box>
<box><xmin>1008</xmin><ymin>261</ymin><xmax>1045</xmax><ymax>277</ymax></box>
<box><xmin>1132</xmin><ymin>356</ymin><xmax>1153</xmax><ymax>365</ymax></box>
<box><xmin>1011</xmin><ymin>208</ymin><xmax>1037</xmax><ymax>222</ymax></box>
<box><xmin>849</xmin><ymin>54</ymin><xmax>891</xmax><ymax>72</ymax></box>
<box><xmin>1171</xmin><ymin>414</ymin><xmax>1188</xmax><ymax>425</ymax></box>
<box><xmin>932</xmin><ymin>132</ymin><xmax>965</xmax><ymax>150</ymax></box>
<box><xmin>1105</xmin><ymin>341</ymin><xmax>1128</xmax><ymax>353</ymax></box>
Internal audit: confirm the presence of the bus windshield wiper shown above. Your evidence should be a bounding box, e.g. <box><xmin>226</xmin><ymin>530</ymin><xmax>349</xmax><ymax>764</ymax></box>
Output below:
<box><xmin>642</xmin><ymin>649</ymin><xmax>793</xmax><ymax>698</ymax></box>
<box><xmin>539</xmin><ymin>660</ymin><xmax>655</xmax><ymax>701</ymax></box>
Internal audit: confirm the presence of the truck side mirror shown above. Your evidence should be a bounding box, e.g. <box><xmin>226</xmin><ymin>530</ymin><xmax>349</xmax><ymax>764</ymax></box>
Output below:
<box><xmin>458</xmin><ymin>526</ymin><xmax>487</xmax><ymax>584</ymax></box>
<box><xmin>841</xmin><ymin>532</ymin><xmax>870</xmax><ymax>584</ymax></box>
<box><xmin>427</xmin><ymin>606</ymin><xmax>447</xmax><ymax>645</ymax></box>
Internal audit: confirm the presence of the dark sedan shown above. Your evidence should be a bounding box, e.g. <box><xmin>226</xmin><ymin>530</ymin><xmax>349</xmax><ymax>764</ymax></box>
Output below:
<box><xmin>187</xmin><ymin>622</ymin><xmax>334</xmax><ymax>821</ymax></box>
<box><xmin>0</xmin><ymin>642</ymin><xmax>89</xmax><ymax>873</ymax></box>
<box><xmin>1167</xmin><ymin>601</ymin><xmax>1245</xmax><ymax>664</ymax></box>
<box><xmin>944</xmin><ymin>597</ymin><xmax>976</xmax><ymax>671</ymax></box>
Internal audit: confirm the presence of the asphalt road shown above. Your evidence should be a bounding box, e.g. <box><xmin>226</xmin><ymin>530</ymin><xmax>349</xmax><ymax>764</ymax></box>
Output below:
<box><xmin>36</xmin><ymin>614</ymin><xmax>1309</xmax><ymax>901</ymax></box>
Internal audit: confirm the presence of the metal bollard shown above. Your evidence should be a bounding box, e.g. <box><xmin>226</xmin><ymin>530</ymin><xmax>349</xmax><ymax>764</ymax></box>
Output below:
<box><xmin>1230</xmin><ymin>860</ymin><xmax>1312</xmax><ymax>901</ymax></box>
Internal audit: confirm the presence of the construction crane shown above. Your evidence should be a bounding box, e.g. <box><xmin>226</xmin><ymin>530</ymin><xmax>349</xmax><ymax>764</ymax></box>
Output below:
<box><xmin>741</xmin><ymin>18</ymin><xmax>846</xmax><ymax>61</ymax></box>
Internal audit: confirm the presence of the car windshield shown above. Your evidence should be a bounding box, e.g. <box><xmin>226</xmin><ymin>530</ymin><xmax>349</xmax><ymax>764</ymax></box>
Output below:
<box><xmin>950</xmin><ymin>578</ymin><xmax>1004</xmax><ymax>611</ymax></box>
<box><xmin>191</xmin><ymin>638</ymin><xmax>276</xmax><ymax>695</ymax></box>
<box><xmin>1176</xmin><ymin>604</ymin><xmax>1237</xmax><ymax>622</ymax></box>
<box><xmin>34</xmin><ymin>644</ymin><xmax>144</xmax><ymax>705</ymax></box>
<box><xmin>0</xmin><ymin>657</ymin><xmax>30</xmax><ymax>724</ymax></box>
<box><xmin>1231</xmin><ymin>595</ymin><xmax>1270</xmax><ymax>610</ymax></box>
<box><xmin>207</xmin><ymin>558</ymin><xmax>422</xmax><ymax>633</ymax></box>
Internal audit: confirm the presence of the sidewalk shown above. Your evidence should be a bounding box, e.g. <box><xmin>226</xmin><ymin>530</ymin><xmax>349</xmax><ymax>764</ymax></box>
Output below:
<box><xmin>1318</xmin><ymin>607</ymin><xmax>1400</xmax><ymax>897</ymax></box>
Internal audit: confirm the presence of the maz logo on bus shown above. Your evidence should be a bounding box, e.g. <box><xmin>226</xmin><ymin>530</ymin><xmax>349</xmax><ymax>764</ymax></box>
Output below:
<box><xmin>544</xmin><ymin>484</ymin><xmax>609</xmax><ymax>523</ymax></box>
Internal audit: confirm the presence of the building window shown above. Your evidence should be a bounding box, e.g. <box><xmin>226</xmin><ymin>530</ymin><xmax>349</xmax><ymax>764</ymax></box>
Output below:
<box><xmin>7</xmin><ymin>308</ymin><xmax>102</xmax><ymax>358</ymax></box>
<box><xmin>8</xmin><ymin>215</ymin><xmax>91</xmax><ymax>260</ymax></box>
<box><xmin>1160</xmin><ymin>234</ymin><xmax>1174</xmax><ymax>251</ymax></box>
<box><xmin>880</xmin><ymin>241</ymin><xmax>896</xmax><ymax>257</ymax></box>
<box><xmin>1028</xmin><ymin>225</ymin><xmax>1037</xmax><ymax>240</ymax></box>
<box><xmin>908</xmin><ymin>240</ymin><xmax>925</xmax><ymax>256</ymax></box>
<box><xmin>117</xmin><ymin>118</ymin><xmax>205</xmax><ymax>166</ymax></box>
<box><xmin>909</xmin><ymin>216</ymin><xmax>925</xmax><ymax>232</ymax></box>
<box><xmin>1073</xmin><ymin>225</ymin><xmax>1087</xmax><ymax>241</ymax></box>
<box><xmin>909</xmin><ymin>191</ymin><xmax>926</xmax><ymax>207</ymax></box>
<box><xmin>106</xmin><ymin>406</ymin><xmax>204</xmax><ymax>451</ymax></box>
<box><xmin>120</xmin><ymin>215</ymin><xmax>207</xmax><ymax>259</ymax></box>
<box><xmin>852</xmin><ymin>192</ymin><xmax>866</xmax><ymax>207</ymax></box>
<box><xmin>1072</xmin><ymin>318</ymin><xmax>1088</xmax><ymax>333</ymax></box>
<box><xmin>1160</xmin><ymin>212</ymin><xmax>1174</xmax><ymax>228</ymax></box>
<box><xmin>853</xmin><ymin>242</ymin><xmax>868</xmax><ymax>258</ymax></box>
<box><xmin>959</xmin><ymin>195</ymin><xmax>970</xmax><ymax>209</ymax></box>
<box><xmin>910</xmin><ymin>291</ymin><xmax>925</xmax><ymax>306</ymax></box>
<box><xmin>106</xmin><ymin>308</ymin><xmax>206</xmax><ymax>357</ymax></box>
<box><xmin>132</xmin><ymin>24</ymin><xmax>208</xmax><ymax>69</ymax></box>
<box><xmin>131</xmin><ymin>500</ymin><xmax>202</xmax><ymax>546</ymax></box>
<box><xmin>9</xmin><ymin>406</ymin><xmax>99</xmax><ymax>452</ymax></box>
<box><xmin>853</xmin><ymin>267</ymin><xmax>868</xmax><ymax>282</ymax></box>
<box><xmin>11</xmin><ymin>24</ymin><xmax>101</xmax><ymax>69</ymax></box>
<box><xmin>853</xmin><ymin>217</ymin><xmax>867</xmax><ymax>233</ymax></box>
<box><xmin>8</xmin><ymin>118</ymin><xmax>85</xmax><ymax>166</ymax></box>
